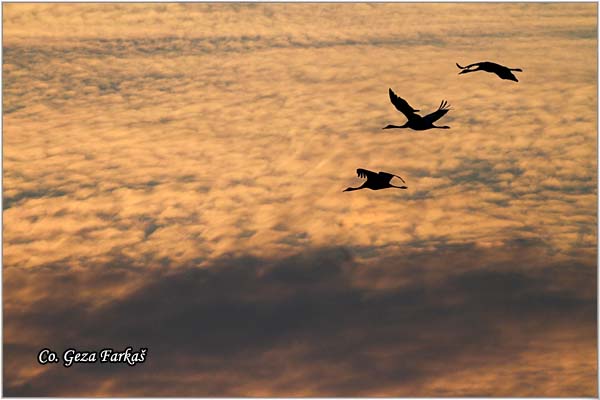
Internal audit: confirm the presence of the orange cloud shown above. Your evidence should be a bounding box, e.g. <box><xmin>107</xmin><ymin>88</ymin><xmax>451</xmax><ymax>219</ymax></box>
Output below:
<box><xmin>3</xmin><ymin>3</ymin><xmax>597</xmax><ymax>396</ymax></box>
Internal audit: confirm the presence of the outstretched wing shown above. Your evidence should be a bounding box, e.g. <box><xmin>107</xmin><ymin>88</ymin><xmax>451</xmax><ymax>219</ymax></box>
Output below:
<box><xmin>388</xmin><ymin>88</ymin><xmax>419</xmax><ymax>120</ymax></box>
<box><xmin>456</xmin><ymin>61</ymin><xmax>481</xmax><ymax>70</ymax></box>
<box><xmin>496</xmin><ymin>69</ymin><xmax>519</xmax><ymax>82</ymax></box>
<box><xmin>357</xmin><ymin>168</ymin><xmax>379</xmax><ymax>181</ymax></box>
<box><xmin>423</xmin><ymin>100</ymin><xmax>451</xmax><ymax>124</ymax></box>
<box><xmin>378</xmin><ymin>171</ymin><xmax>405</xmax><ymax>184</ymax></box>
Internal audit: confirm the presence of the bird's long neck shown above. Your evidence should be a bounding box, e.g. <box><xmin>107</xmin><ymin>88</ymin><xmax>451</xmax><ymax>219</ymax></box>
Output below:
<box><xmin>433</xmin><ymin>125</ymin><xmax>450</xmax><ymax>129</ymax></box>
<box><xmin>343</xmin><ymin>186</ymin><xmax>364</xmax><ymax>192</ymax></box>
<box><xmin>383</xmin><ymin>123</ymin><xmax>409</xmax><ymax>129</ymax></box>
<box><xmin>510</xmin><ymin>68</ymin><xmax>523</xmax><ymax>71</ymax></box>
<box><xmin>390</xmin><ymin>184</ymin><xmax>407</xmax><ymax>189</ymax></box>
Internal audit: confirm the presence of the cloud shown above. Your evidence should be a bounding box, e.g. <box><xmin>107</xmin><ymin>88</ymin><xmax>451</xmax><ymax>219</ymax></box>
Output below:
<box><xmin>3</xmin><ymin>3</ymin><xmax>597</xmax><ymax>396</ymax></box>
<box><xmin>4</xmin><ymin>240</ymin><xmax>596</xmax><ymax>396</ymax></box>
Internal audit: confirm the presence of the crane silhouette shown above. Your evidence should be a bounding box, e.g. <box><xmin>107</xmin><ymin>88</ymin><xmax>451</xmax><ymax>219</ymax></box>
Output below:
<box><xmin>456</xmin><ymin>61</ymin><xmax>522</xmax><ymax>82</ymax></box>
<box><xmin>383</xmin><ymin>88</ymin><xmax>451</xmax><ymax>131</ymax></box>
<box><xmin>343</xmin><ymin>169</ymin><xmax>407</xmax><ymax>192</ymax></box>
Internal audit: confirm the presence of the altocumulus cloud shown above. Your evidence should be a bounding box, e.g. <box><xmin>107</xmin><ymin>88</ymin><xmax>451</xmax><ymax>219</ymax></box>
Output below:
<box><xmin>3</xmin><ymin>3</ymin><xmax>597</xmax><ymax>396</ymax></box>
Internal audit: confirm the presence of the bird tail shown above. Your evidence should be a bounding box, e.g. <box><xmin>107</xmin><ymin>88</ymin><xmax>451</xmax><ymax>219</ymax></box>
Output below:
<box><xmin>456</xmin><ymin>63</ymin><xmax>467</xmax><ymax>70</ymax></box>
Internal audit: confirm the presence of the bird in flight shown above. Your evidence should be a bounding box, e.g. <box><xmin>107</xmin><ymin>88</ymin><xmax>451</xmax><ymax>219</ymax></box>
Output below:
<box><xmin>343</xmin><ymin>169</ymin><xmax>407</xmax><ymax>192</ymax></box>
<box><xmin>456</xmin><ymin>61</ymin><xmax>522</xmax><ymax>82</ymax></box>
<box><xmin>383</xmin><ymin>88</ymin><xmax>451</xmax><ymax>131</ymax></box>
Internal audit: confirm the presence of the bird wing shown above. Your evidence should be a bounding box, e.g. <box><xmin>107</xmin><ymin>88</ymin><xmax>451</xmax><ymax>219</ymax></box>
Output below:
<box><xmin>388</xmin><ymin>88</ymin><xmax>419</xmax><ymax>120</ymax></box>
<box><xmin>496</xmin><ymin>69</ymin><xmax>519</xmax><ymax>81</ymax></box>
<box><xmin>357</xmin><ymin>168</ymin><xmax>379</xmax><ymax>181</ymax></box>
<box><xmin>456</xmin><ymin>62</ymin><xmax>481</xmax><ymax>70</ymax></box>
<box><xmin>423</xmin><ymin>100</ymin><xmax>451</xmax><ymax>124</ymax></box>
<box><xmin>378</xmin><ymin>171</ymin><xmax>405</xmax><ymax>184</ymax></box>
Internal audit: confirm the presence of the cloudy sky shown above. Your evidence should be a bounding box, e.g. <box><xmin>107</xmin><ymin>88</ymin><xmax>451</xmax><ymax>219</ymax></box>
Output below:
<box><xmin>3</xmin><ymin>3</ymin><xmax>597</xmax><ymax>396</ymax></box>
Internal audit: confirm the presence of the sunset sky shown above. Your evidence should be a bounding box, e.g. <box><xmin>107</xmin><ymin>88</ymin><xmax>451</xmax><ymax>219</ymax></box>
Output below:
<box><xmin>3</xmin><ymin>3</ymin><xmax>597</xmax><ymax>396</ymax></box>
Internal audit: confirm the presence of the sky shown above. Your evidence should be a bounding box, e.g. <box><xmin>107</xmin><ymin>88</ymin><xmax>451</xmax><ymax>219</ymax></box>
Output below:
<box><xmin>2</xmin><ymin>3</ymin><xmax>597</xmax><ymax>396</ymax></box>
